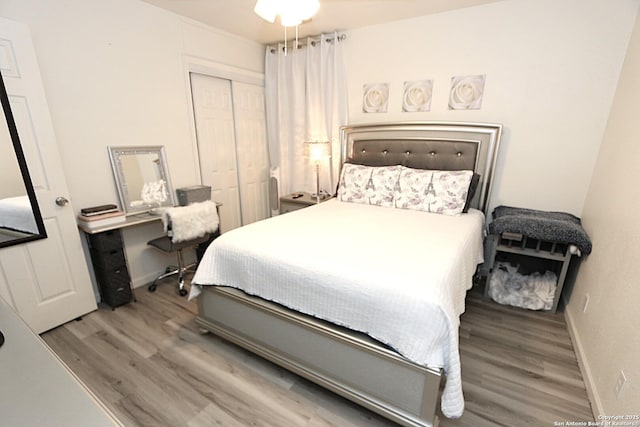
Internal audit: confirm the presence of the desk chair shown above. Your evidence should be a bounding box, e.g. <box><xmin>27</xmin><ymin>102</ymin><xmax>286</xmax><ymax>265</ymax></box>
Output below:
<box><xmin>147</xmin><ymin>201</ymin><xmax>219</xmax><ymax>296</ymax></box>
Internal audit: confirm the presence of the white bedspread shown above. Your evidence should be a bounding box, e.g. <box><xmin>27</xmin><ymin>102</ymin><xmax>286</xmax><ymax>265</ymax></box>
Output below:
<box><xmin>0</xmin><ymin>196</ymin><xmax>38</xmax><ymax>234</ymax></box>
<box><xmin>191</xmin><ymin>199</ymin><xmax>485</xmax><ymax>418</ymax></box>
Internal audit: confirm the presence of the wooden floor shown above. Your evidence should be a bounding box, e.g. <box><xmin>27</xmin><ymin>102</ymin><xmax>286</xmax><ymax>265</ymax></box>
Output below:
<box><xmin>42</xmin><ymin>278</ymin><xmax>593</xmax><ymax>427</ymax></box>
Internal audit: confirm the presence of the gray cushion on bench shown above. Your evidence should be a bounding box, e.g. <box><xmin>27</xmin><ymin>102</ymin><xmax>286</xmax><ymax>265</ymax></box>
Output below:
<box><xmin>488</xmin><ymin>205</ymin><xmax>592</xmax><ymax>255</ymax></box>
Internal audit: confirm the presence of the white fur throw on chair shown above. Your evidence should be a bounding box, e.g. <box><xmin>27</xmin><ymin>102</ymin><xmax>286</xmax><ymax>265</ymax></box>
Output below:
<box><xmin>162</xmin><ymin>201</ymin><xmax>219</xmax><ymax>243</ymax></box>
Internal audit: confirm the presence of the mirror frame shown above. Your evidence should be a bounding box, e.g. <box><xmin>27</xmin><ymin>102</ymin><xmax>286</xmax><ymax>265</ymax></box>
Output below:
<box><xmin>108</xmin><ymin>145</ymin><xmax>176</xmax><ymax>216</ymax></box>
<box><xmin>0</xmin><ymin>71</ymin><xmax>47</xmax><ymax>249</ymax></box>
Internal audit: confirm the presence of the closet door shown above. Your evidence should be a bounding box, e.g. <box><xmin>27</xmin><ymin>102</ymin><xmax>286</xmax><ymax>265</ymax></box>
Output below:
<box><xmin>191</xmin><ymin>73</ymin><xmax>242</xmax><ymax>232</ymax></box>
<box><xmin>191</xmin><ymin>73</ymin><xmax>270</xmax><ymax>232</ymax></box>
<box><xmin>232</xmin><ymin>81</ymin><xmax>270</xmax><ymax>225</ymax></box>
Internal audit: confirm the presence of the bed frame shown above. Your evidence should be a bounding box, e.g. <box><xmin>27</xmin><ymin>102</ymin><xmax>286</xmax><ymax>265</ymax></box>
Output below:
<box><xmin>195</xmin><ymin>122</ymin><xmax>502</xmax><ymax>427</ymax></box>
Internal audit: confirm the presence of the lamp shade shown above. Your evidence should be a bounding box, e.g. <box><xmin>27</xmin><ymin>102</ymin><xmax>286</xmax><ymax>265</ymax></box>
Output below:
<box><xmin>304</xmin><ymin>140</ymin><xmax>331</xmax><ymax>161</ymax></box>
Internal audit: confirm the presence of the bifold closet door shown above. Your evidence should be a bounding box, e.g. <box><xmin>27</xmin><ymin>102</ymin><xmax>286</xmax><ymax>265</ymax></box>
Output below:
<box><xmin>231</xmin><ymin>81</ymin><xmax>270</xmax><ymax>225</ymax></box>
<box><xmin>190</xmin><ymin>73</ymin><xmax>269</xmax><ymax>233</ymax></box>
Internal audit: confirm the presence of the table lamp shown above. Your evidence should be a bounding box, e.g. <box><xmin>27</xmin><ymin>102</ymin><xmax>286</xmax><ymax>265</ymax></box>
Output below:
<box><xmin>304</xmin><ymin>140</ymin><xmax>331</xmax><ymax>202</ymax></box>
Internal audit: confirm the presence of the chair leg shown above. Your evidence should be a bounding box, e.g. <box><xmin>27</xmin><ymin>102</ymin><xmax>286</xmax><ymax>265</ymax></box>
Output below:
<box><xmin>176</xmin><ymin>249</ymin><xmax>188</xmax><ymax>297</ymax></box>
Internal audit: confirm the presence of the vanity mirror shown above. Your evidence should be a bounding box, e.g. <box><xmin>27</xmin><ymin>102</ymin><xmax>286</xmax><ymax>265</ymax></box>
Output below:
<box><xmin>0</xmin><ymin>71</ymin><xmax>47</xmax><ymax>249</ymax></box>
<box><xmin>108</xmin><ymin>146</ymin><xmax>176</xmax><ymax>215</ymax></box>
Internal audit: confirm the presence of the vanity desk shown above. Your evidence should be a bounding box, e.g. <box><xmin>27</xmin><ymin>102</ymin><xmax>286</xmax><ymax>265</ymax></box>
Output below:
<box><xmin>79</xmin><ymin>213</ymin><xmax>161</xmax><ymax>309</ymax></box>
<box><xmin>91</xmin><ymin>146</ymin><xmax>216</xmax><ymax>306</ymax></box>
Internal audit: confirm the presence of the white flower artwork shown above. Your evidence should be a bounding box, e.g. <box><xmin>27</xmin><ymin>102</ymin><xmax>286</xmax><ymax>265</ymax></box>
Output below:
<box><xmin>402</xmin><ymin>80</ymin><xmax>433</xmax><ymax>112</ymax></box>
<box><xmin>362</xmin><ymin>83</ymin><xmax>389</xmax><ymax>113</ymax></box>
<box><xmin>449</xmin><ymin>75</ymin><xmax>486</xmax><ymax>110</ymax></box>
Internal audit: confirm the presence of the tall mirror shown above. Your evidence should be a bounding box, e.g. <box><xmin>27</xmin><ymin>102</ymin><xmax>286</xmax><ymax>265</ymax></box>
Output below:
<box><xmin>108</xmin><ymin>146</ymin><xmax>176</xmax><ymax>215</ymax></box>
<box><xmin>0</xmin><ymin>72</ymin><xmax>47</xmax><ymax>249</ymax></box>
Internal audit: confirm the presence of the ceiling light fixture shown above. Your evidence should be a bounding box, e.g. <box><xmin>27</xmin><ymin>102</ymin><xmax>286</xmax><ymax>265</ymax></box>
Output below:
<box><xmin>254</xmin><ymin>0</ymin><xmax>320</xmax><ymax>54</ymax></box>
<box><xmin>254</xmin><ymin>0</ymin><xmax>319</xmax><ymax>26</ymax></box>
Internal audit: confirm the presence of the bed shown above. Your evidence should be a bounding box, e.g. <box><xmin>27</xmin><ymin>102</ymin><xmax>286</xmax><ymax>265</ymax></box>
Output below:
<box><xmin>190</xmin><ymin>122</ymin><xmax>502</xmax><ymax>427</ymax></box>
<box><xmin>0</xmin><ymin>195</ymin><xmax>39</xmax><ymax>235</ymax></box>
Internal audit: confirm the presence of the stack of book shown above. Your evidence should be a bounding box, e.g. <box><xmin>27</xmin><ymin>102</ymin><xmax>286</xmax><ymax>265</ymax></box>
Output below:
<box><xmin>77</xmin><ymin>204</ymin><xmax>126</xmax><ymax>229</ymax></box>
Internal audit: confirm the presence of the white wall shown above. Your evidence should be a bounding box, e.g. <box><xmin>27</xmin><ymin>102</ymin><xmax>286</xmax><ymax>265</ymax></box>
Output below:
<box><xmin>0</xmin><ymin>0</ymin><xmax>264</xmax><ymax>287</ymax></box>
<box><xmin>565</xmin><ymin>7</ymin><xmax>640</xmax><ymax>416</ymax></box>
<box><xmin>343</xmin><ymin>0</ymin><xmax>638</xmax><ymax>216</ymax></box>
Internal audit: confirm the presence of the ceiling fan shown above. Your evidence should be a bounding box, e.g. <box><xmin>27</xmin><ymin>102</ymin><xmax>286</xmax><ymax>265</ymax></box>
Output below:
<box><xmin>254</xmin><ymin>0</ymin><xmax>320</xmax><ymax>26</ymax></box>
<box><xmin>254</xmin><ymin>0</ymin><xmax>411</xmax><ymax>26</ymax></box>
<box><xmin>253</xmin><ymin>0</ymin><xmax>414</xmax><ymax>50</ymax></box>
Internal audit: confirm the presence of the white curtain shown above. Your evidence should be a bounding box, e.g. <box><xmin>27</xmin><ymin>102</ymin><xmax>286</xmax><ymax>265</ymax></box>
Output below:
<box><xmin>265</xmin><ymin>33</ymin><xmax>348</xmax><ymax>197</ymax></box>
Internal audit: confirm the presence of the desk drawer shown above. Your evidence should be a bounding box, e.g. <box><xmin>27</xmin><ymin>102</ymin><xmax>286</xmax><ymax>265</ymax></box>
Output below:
<box><xmin>93</xmin><ymin>263</ymin><xmax>130</xmax><ymax>287</ymax></box>
<box><xmin>88</xmin><ymin>230</ymin><xmax>123</xmax><ymax>252</ymax></box>
<box><xmin>93</xmin><ymin>264</ymin><xmax>132</xmax><ymax>308</ymax></box>
<box><xmin>90</xmin><ymin>248</ymin><xmax>126</xmax><ymax>272</ymax></box>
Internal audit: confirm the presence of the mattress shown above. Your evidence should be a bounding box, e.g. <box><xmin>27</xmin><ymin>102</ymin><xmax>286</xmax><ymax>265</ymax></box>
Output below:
<box><xmin>0</xmin><ymin>196</ymin><xmax>38</xmax><ymax>234</ymax></box>
<box><xmin>191</xmin><ymin>199</ymin><xmax>485</xmax><ymax>418</ymax></box>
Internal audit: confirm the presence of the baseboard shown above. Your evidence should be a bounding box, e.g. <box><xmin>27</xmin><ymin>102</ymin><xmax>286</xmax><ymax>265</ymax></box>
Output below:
<box><xmin>563</xmin><ymin>297</ymin><xmax>603</xmax><ymax>419</ymax></box>
<box><xmin>131</xmin><ymin>271</ymin><xmax>161</xmax><ymax>289</ymax></box>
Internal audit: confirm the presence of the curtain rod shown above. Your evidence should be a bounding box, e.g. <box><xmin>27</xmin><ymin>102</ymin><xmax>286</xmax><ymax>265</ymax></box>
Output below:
<box><xmin>268</xmin><ymin>33</ymin><xmax>346</xmax><ymax>54</ymax></box>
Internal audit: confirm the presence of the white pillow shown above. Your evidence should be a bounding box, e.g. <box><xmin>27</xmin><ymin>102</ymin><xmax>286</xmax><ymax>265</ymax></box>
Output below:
<box><xmin>394</xmin><ymin>167</ymin><xmax>473</xmax><ymax>215</ymax></box>
<box><xmin>337</xmin><ymin>163</ymin><xmax>402</xmax><ymax>207</ymax></box>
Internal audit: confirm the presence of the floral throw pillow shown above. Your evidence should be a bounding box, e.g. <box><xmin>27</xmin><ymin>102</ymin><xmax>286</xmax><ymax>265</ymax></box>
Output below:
<box><xmin>338</xmin><ymin>163</ymin><xmax>402</xmax><ymax>207</ymax></box>
<box><xmin>394</xmin><ymin>168</ymin><xmax>474</xmax><ymax>215</ymax></box>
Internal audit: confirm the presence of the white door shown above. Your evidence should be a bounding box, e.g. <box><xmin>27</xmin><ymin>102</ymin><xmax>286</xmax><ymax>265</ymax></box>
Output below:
<box><xmin>232</xmin><ymin>81</ymin><xmax>270</xmax><ymax>225</ymax></box>
<box><xmin>0</xmin><ymin>17</ymin><xmax>97</xmax><ymax>333</ymax></box>
<box><xmin>191</xmin><ymin>73</ymin><xmax>242</xmax><ymax>233</ymax></box>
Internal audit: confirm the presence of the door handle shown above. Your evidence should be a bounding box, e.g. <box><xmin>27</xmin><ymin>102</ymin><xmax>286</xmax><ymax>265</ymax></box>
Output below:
<box><xmin>55</xmin><ymin>196</ymin><xmax>69</xmax><ymax>207</ymax></box>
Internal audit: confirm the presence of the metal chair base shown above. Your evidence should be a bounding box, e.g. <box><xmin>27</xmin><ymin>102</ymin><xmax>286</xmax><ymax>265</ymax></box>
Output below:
<box><xmin>147</xmin><ymin>249</ymin><xmax>195</xmax><ymax>297</ymax></box>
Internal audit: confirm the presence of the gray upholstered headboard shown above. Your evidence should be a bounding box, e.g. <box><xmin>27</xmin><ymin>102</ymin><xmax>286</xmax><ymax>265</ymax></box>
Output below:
<box><xmin>339</xmin><ymin>122</ymin><xmax>502</xmax><ymax>214</ymax></box>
